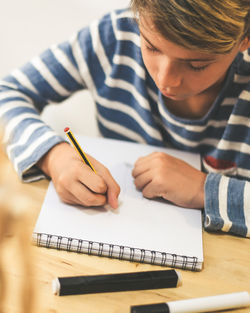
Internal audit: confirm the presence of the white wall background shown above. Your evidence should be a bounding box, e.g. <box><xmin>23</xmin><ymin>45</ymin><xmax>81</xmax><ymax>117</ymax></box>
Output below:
<box><xmin>0</xmin><ymin>0</ymin><xmax>129</xmax><ymax>137</ymax></box>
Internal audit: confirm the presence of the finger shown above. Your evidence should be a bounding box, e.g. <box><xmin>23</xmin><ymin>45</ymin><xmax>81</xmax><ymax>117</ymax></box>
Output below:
<box><xmin>134</xmin><ymin>152</ymin><xmax>171</xmax><ymax>168</ymax></box>
<box><xmin>85</xmin><ymin>156</ymin><xmax>121</xmax><ymax>209</ymax></box>
<box><xmin>55</xmin><ymin>186</ymin><xmax>81</xmax><ymax>205</ymax></box>
<box><xmin>141</xmin><ymin>182</ymin><xmax>160</xmax><ymax>199</ymax></box>
<box><xmin>71</xmin><ymin>180</ymin><xmax>107</xmax><ymax>207</ymax></box>
<box><xmin>134</xmin><ymin>154</ymin><xmax>151</xmax><ymax>168</ymax></box>
<box><xmin>78</xmin><ymin>165</ymin><xmax>108</xmax><ymax>195</ymax></box>
<box><xmin>134</xmin><ymin>152</ymin><xmax>161</xmax><ymax>165</ymax></box>
<box><xmin>132</xmin><ymin>164</ymin><xmax>149</xmax><ymax>178</ymax></box>
<box><xmin>133</xmin><ymin>170</ymin><xmax>153</xmax><ymax>191</ymax></box>
<box><xmin>101</xmin><ymin>169</ymin><xmax>120</xmax><ymax>209</ymax></box>
<box><xmin>107</xmin><ymin>186</ymin><xmax>120</xmax><ymax>209</ymax></box>
<box><xmin>132</xmin><ymin>156</ymin><xmax>153</xmax><ymax>178</ymax></box>
<box><xmin>133</xmin><ymin>153</ymin><xmax>159</xmax><ymax>177</ymax></box>
<box><xmin>56</xmin><ymin>175</ymin><xmax>107</xmax><ymax>207</ymax></box>
<box><xmin>106</xmin><ymin>177</ymin><xmax>120</xmax><ymax>209</ymax></box>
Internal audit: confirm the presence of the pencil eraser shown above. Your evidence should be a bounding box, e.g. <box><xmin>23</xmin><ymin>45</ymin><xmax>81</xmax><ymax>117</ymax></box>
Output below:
<box><xmin>64</xmin><ymin>127</ymin><xmax>70</xmax><ymax>133</ymax></box>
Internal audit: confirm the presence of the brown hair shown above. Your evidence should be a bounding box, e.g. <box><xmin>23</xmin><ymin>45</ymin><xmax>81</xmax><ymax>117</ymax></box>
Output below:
<box><xmin>130</xmin><ymin>0</ymin><xmax>250</xmax><ymax>53</ymax></box>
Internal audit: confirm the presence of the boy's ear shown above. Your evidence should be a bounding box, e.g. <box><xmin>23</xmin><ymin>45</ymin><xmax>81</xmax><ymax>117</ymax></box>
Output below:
<box><xmin>239</xmin><ymin>36</ymin><xmax>250</xmax><ymax>52</ymax></box>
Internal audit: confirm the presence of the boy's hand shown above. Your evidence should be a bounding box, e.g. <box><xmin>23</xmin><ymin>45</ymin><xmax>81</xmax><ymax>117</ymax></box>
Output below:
<box><xmin>37</xmin><ymin>142</ymin><xmax>120</xmax><ymax>209</ymax></box>
<box><xmin>132</xmin><ymin>152</ymin><xmax>206</xmax><ymax>209</ymax></box>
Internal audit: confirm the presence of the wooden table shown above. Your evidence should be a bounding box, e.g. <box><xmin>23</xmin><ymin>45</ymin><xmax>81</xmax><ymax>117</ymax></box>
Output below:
<box><xmin>1</xmin><ymin>154</ymin><xmax>250</xmax><ymax>313</ymax></box>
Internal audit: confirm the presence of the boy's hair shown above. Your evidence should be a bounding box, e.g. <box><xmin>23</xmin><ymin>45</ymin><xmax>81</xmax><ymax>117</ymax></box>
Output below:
<box><xmin>130</xmin><ymin>0</ymin><xmax>250</xmax><ymax>54</ymax></box>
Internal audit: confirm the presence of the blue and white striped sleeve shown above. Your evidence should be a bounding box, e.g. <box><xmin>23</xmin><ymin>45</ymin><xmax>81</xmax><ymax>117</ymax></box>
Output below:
<box><xmin>0</xmin><ymin>31</ymin><xmax>87</xmax><ymax>182</ymax></box>
<box><xmin>204</xmin><ymin>173</ymin><xmax>250</xmax><ymax>237</ymax></box>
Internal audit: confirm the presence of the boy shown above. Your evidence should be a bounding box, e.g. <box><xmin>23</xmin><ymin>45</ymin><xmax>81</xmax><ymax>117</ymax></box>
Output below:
<box><xmin>0</xmin><ymin>0</ymin><xmax>249</xmax><ymax>237</ymax></box>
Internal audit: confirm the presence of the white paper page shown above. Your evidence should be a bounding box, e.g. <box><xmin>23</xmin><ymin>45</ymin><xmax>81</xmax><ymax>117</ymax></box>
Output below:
<box><xmin>34</xmin><ymin>136</ymin><xmax>203</xmax><ymax>262</ymax></box>
<box><xmin>78</xmin><ymin>137</ymin><xmax>201</xmax><ymax>170</ymax></box>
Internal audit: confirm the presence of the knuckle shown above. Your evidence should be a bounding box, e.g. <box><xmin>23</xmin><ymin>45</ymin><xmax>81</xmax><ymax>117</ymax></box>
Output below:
<box><xmin>155</xmin><ymin>152</ymin><xmax>165</xmax><ymax>160</ymax></box>
<box><xmin>56</xmin><ymin>172</ymin><xmax>70</xmax><ymax>188</ymax></box>
<box><xmin>102</xmin><ymin>166</ymin><xmax>110</xmax><ymax>176</ymax></box>
<box><xmin>154</xmin><ymin>176</ymin><xmax>164</xmax><ymax>187</ymax></box>
<box><xmin>56</xmin><ymin>175</ymin><xmax>65</xmax><ymax>186</ymax></box>
<box><xmin>94</xmin><ymin>179</ymin><xmax>107</xmax><ymax>193</ymax></box>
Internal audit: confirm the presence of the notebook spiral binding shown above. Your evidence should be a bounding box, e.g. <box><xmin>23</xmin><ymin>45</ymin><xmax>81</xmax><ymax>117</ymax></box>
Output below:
<box><xmin>32</xmin><ymin>232</ymin><xmax>199</xmax><ymax>271</ymax></box>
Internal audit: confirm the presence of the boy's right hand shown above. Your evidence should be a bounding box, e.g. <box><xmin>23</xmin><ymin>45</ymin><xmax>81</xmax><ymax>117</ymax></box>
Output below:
<box><xmin>37</xmin><ymin>142</ymin><xmax>120</xmax><ymax>209</ymax></box>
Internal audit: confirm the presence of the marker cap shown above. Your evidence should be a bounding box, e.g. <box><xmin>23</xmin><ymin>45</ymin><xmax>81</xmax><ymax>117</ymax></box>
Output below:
<box><xmin>131</xmin><ymin>303</ymin><xmax>169</xmax><ymax>313</ymax></box>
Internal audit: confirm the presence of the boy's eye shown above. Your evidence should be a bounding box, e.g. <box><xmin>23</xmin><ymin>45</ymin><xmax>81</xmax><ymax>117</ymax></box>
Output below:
<box><xmin>188</xmin><ymin>63</ymin><xmax>210</xmax><ymax>71</ymax></box>
<box><xmin>145</xmin><ymin>44</ymin><xmax>159</xmax><ymax>53</ymax></box>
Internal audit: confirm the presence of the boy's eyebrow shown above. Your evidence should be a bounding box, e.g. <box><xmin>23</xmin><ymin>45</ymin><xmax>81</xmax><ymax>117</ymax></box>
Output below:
<box><xmin>139</xmin><ymin>29</ymin><xmax>216</xmax><ymax>62</ymax></box>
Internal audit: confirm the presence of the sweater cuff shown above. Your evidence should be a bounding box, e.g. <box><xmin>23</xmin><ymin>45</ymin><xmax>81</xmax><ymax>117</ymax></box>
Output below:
<box><xmin>204</xmin><ymin>173</ymin><xmax>225</xmax><ymax>232</ymax></box>
<box><xmin>17</xmin><ymin>135</ymin><xmax>65</xmax><ymax>182</ymax></box>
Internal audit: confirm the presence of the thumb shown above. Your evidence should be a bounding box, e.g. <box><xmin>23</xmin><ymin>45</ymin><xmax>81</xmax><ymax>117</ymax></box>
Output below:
<box><xmin>107</xmin><ymin>187</ymin><xmax>120</xmax><ymax>209</ymax></box>
<box><xmin>105</xmin><ymin>176</ymin><xmax>120</xmax><ymax>209</ymax></box>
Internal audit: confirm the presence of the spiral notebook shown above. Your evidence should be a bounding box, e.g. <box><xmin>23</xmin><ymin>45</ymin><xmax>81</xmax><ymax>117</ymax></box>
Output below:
<box><xmin>33</xmin><ymin>136</ymin><xmax>203</xmax><ymax>271</ymax></box>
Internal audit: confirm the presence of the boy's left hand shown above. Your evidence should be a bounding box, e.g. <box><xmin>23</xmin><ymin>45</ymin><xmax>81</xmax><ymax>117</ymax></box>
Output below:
<box><xmin>132</xmin><ymin>152</ymin><xmax>206</xmax><ymax>209</ymax></box>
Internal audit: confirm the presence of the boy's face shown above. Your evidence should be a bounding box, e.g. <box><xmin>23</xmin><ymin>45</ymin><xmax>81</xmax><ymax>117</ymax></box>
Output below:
<box><xmin>139</xmin><ymin>17</ymin><xmax>249</xmax><ymax>102</ymax></box>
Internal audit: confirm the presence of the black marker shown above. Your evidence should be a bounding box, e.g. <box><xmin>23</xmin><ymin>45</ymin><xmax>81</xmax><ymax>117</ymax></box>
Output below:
<box><xmin>52</xmin><ymin>269</ymin><xmax>182</xmax><ymax>296</ymax></box>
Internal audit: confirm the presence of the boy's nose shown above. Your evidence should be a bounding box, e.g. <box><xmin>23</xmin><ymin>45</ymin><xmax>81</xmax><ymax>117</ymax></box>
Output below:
<box><xmin>157</xmin><ymin>58</ymin><xmax>182</xmax><ymax>90</ymax></box>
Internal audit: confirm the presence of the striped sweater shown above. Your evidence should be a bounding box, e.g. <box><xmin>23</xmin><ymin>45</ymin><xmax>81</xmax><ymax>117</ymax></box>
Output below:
<box><xmin>0</xmin><ymin>8</ymin><xmax>250</xmax><ymax>237</ymax></box>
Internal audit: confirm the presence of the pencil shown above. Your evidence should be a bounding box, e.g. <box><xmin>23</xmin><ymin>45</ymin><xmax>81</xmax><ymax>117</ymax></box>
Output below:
<box><xmin>64</xmin><ymin>127</ymin><xmax>96</xmax><ymax>173</ymax></box>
